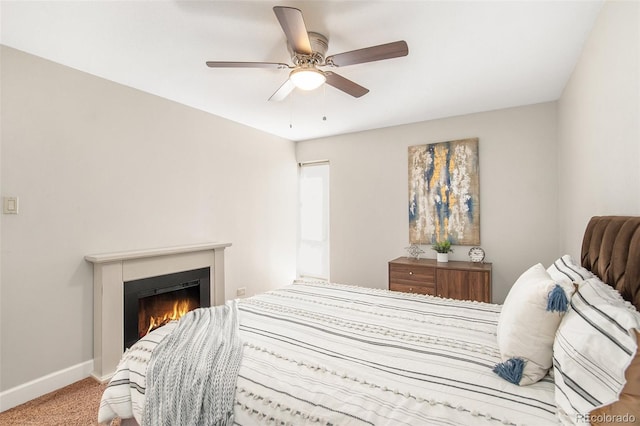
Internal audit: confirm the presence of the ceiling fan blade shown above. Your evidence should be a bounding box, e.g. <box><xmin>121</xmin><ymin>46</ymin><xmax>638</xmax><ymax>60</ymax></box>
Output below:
<box><xmin>273</xmin><ymin>6</ymin><xmax>312</xmax><ymax>55</ymax></box>
<box><xmin>206</xmin><ymin>61</ymin><xmax>290</xmax><ymax>69</ymax></box>
<box><xmin>324</xmin><ymin>72</ymin><xmax>369</xmax><ymax>98</ymax></box>
<box><xmin>268</xmin><ymin>79</ymin><xmax>296</xmax><ymax>102</ymax></box>
<box><xmin>326</xmin><ymin>40</ymin><xmax>408</xmax><ymax>67</ymax></box>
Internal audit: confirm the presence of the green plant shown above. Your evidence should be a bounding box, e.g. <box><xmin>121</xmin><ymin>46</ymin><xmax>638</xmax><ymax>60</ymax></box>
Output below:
<box><xmin>431</xmin><ymin>240</ymin><xmax>453</xmax><ymax>253</ymax></box>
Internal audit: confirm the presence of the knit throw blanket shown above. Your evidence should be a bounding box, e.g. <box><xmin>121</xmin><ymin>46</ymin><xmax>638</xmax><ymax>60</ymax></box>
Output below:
<box><xmin>142</xmin><ymin>300</ymin><xmax>243</xmax><ymax>426</ymax></box>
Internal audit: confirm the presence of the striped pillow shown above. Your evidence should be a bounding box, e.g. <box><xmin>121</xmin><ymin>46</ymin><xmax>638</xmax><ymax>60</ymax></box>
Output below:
<box><xmin>547</xmin><ymin>255</ymin><xmax>594</xmax><ymax>286</ymax></box>
<box><xmin>589</xmin><ymin>330</ymin><xmax>640</xmax><ymax>425</ymax></box>
<box><xmin>553</xmin><ymin>277</ymin><xmax>640</xmax><ymax>424</ymax></box>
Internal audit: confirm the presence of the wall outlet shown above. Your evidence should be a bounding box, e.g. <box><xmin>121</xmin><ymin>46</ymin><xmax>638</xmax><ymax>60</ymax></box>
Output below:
<box><xmin>236</xmin><ymin>287</ymin><xmax>246</xmax><ymax>297</ymax></box>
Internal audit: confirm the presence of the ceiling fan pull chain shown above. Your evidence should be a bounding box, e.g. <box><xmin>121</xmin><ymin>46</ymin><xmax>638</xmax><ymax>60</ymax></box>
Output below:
<box><xmin>322</xmin><ymin>84</ymin><xmax>327</xmax><ymax>122</ymax></box>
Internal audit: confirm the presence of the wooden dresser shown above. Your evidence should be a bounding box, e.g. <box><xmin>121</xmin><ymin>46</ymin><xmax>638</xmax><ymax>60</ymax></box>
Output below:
<box><xmin>388</xmin><ymin>257</ymin><xmax>492</xmax><ymax>303</ymax></box>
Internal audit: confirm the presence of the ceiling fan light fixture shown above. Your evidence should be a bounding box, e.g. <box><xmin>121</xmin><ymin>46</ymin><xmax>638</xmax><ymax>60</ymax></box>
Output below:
<box><xmin>289</xmin><ymin>67</ymin><xmax>326</xmax><ymax>91</ymax></box>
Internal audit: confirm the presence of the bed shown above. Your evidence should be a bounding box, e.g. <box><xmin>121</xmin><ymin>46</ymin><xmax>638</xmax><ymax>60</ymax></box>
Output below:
<box><xmin>98</xmin><ymin>216</ymin><xmax>640</xmax><ymax>425</ymax></box>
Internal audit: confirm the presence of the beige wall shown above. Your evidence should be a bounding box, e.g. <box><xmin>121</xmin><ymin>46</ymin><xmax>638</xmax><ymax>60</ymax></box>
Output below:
<box><xmin>557</xmin><ymin>0</ymin><xmax>640</xmax><ymax>256</ymax></box>
<box><xmin>0</xmin><ymin>46</ymin><xmax>297</xmax><ymax>391</ymax></box>
<box><xmin>296</xmin><ymin>102</ymin><xmax>559</xmax><ymax>303</ymax></box>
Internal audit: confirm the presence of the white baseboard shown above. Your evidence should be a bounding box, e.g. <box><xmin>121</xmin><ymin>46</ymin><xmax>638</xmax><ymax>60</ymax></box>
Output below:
<box><xmin>91</xmin><ymin>371</ymin><xmax>114</xmax><ymax>384</ymax></box>
<box><xmin>0</xmin><ymin>360</ymin><xmax>94</xmax><ymax>412</ymax></box>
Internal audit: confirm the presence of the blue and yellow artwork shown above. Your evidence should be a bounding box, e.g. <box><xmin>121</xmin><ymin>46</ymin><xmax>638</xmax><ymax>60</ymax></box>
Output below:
<box><xmin>408</xmin><ymin>138</ymin><xmax>480</xmax><ymax>245</ymax></box>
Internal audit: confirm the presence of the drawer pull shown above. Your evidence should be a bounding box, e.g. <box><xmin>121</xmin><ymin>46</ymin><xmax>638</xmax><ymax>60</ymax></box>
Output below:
<box><xmin>409</xmin><ymin>287</ymin><xmax>413</xmax><ymax>291</ymax></box>
<box><xmin>409</xmin><ymin>271</ymin><xmax>413</xmax><ymax>275</ymax></box>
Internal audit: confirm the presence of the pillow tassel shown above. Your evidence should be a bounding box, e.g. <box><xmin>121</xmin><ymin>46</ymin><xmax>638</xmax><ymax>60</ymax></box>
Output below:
<box><xmin>547</xmin><ymin>284</ymin><xmax>568</xmax><ymax>312</ymax></box>
<box><xmin>493</xmin><ymin>358</ymin><xmax>525</xmax><ymax>385</ymax></box>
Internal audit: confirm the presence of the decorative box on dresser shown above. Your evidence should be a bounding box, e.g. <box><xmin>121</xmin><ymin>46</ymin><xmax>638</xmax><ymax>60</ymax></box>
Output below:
<box><xmin>388</xmin><ymin>257</ymin><xmax>492</xmax><ymax>303</ymax></box>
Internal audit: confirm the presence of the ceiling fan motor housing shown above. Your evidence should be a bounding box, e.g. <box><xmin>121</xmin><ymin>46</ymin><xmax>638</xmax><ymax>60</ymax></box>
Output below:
<box><xmin>290</xmin><ymin>32</ymin><xmax>329</xmax><ymax>66</ymax></box>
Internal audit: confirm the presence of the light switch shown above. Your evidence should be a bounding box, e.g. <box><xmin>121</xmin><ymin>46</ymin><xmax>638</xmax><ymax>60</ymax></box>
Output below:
<box><xmin>3</xmin><ymin>196</ymin><xmax>18</xmax><ymax>214</ymax></box>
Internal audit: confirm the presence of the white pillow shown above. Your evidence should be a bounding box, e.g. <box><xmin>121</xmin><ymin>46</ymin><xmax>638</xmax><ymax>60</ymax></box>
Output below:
<box><xmin>495</xmin><ymin>263</ymin><xmax>574</xmax><ymax>385</ymax></box>
<box><xmin>547</xmin><ymin>254</ymin><xmax>594</xmax><ymax>286</ymax></box>
<box><xmin>554</xmin><ymin>277</ymin><xmax>640</xmax><ymax>424</ymax></box>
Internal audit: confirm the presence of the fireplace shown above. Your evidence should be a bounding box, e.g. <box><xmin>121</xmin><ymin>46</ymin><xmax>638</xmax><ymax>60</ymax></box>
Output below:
<box><xmin>123</xmin><ymin>267</ymin><xmax>210</xmax><ymax>348</ymax></box>
<box><xmin>86</xmin><ymin>242</ymin><xmax>231</xmax><ymax>381</ymax></box>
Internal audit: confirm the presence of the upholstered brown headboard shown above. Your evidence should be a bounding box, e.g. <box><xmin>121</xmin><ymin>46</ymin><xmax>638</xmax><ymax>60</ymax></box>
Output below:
<box><xmin>581</xmin><ymin>216</ymin><xmax>640</xmax><ymax>311</ymax></box>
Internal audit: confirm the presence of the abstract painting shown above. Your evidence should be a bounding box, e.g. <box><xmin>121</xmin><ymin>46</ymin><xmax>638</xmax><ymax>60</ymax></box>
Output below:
<box><xmin>408</xmin><ymin>138</ymin><xmax>480</xmax><ymax>245</ymax></box>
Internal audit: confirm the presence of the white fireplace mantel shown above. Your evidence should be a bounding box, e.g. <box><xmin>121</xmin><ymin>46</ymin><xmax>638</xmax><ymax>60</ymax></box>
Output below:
<box><xmin>86</xmin><ymin>242</ymin><xmax>231</xmax><ymax>381</ymax></box>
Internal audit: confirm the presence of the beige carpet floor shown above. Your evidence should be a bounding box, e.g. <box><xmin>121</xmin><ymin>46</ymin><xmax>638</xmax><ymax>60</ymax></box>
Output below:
<box><xmin>0</xmin><ymin>377</ymin><xmax>121</xmax><ymax>425</ymax></box>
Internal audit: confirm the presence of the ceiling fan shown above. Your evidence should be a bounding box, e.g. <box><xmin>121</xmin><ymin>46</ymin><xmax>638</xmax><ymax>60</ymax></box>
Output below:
<box><xmin>206</xmin><ymin>6</ymin><xmax>409</xmax><ymax>101</ymax></box>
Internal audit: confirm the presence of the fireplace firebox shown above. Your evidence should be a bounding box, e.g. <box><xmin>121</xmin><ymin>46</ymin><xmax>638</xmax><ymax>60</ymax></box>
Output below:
<box><xmin>123</xmin><ymin>267</ymin><xmax>210</xmax><ymax>348</ymax></box>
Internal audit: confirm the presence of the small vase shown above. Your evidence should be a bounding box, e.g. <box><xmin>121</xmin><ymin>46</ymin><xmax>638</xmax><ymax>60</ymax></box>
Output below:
<box><xmin>436</xmin><ymin>253</ymin><xmax>449</xmax><ymax>263</ymax></box>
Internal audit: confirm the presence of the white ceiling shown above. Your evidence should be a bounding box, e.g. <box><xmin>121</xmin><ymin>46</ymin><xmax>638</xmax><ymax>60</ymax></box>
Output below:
<box><xmin>1</xmin><ymin>1</ymin><xmax>603</xmax><ymax>142</ymax></box>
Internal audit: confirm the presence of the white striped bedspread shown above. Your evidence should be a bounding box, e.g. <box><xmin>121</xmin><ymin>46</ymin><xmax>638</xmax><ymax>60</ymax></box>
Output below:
<box><xmin>99</xmin><ymin>281</ymin><xmax>559</xmax><ymax>425</ymax></box>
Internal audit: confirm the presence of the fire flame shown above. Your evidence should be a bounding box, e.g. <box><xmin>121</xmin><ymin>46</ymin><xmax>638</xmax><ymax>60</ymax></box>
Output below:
<box><xmin>142</xmin><ymin>299</ymin><xmax>193</xmax><ymax>337</ymax></box>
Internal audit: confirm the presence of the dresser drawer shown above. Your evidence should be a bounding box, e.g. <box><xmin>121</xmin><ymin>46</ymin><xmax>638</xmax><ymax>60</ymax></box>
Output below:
<box><xmin>389</xmin><ymin>263</ymin><xmax>435</xmax><ymax>285</ymax></box>
<box><xmin>390</xmin><ymin>283</ymin><xmax>436</xmax><ymax>296</ymax></box>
